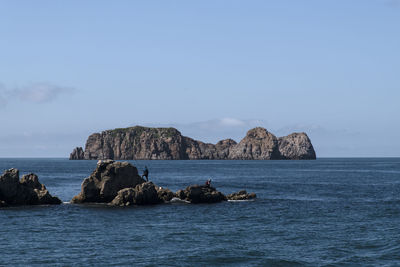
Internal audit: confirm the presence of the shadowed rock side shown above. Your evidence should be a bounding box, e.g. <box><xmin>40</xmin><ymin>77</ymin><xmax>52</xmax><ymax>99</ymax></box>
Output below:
<box><xmin>0</xmin><ymin>169</ymin><xmax>61</xmax><ymax>206</ymax></box>
<box><xmin>71</xmin><ymin>160</ymin><xmax>145</xmax><ymax>203</ymax></box>
<box><xmin>70</xmin><ymin>126</ymin><xmax>316</xmax><ymax>160</ymax></box>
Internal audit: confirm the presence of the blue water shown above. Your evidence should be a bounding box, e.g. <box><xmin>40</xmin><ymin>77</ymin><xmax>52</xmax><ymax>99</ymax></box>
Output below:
<box><xmin>1</xmin><ymin>158</ymin><xmax>400</xmax><ymax>266</ymax></box>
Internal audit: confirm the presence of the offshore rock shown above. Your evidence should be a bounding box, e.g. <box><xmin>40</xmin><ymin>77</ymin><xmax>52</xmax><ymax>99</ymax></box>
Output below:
<box><xmin>0</xmin><ymin>169</ymin><xmax>61</xmax><ymax>206</ymax></box>
<box><xmin>110</xmin><ymin>182</ymin><xmax>161</xmax><ymax>206</ymax></box>
<box><xmin>179</xmin><ymin>185</ymin><xmax>227</xmax><ymax>204</ymax></box>
<box><xmin>278</xmin><ymin>133</ymin><xmax>316</xmax><ymax>160</ymax></box>
<box><xmin>69</xmin><ymin>147</ymin><xmax>84</xmax><ymax>160</ymax></box>
<box><xmin>70</xmin><ymin>126</ymin><xmax>316</xmax><ymax>160</ymax></box>
<box><xmin>71</xmin><ymin>160</ymin><xmax>145</xmax><ymax>203</ymax></box>
<box><xmin>226</xmin><ymin>190</ymin><xmax>257</xmax><ymax>200</ymax></box>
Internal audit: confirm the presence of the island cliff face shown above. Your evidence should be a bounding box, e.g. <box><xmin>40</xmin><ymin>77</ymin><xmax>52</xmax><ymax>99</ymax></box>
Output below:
<box><xmin>70</xmin><ymin>126</ymin><xmax>316</xmax><ymax>160</ymax></box>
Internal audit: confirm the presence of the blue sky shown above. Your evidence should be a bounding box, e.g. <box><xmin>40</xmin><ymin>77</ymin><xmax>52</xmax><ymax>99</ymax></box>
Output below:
<box><xmin>0</xmin><ymin>0</ymin><xmax>399</xmax><ymax>157</ymax></box>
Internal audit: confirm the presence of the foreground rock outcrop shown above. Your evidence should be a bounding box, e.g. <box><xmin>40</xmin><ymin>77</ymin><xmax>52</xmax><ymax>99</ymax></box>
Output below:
<box><xmin>71</xmin><ymin>160</ymin><xmax>145</xmax><ymax>203</ymax></box>
<box><xmin>72</xmin><ymin>160</ymin><xmax>256</xmax><ymax>206</ymax></box>
<box><xmin>0</xmin><ymin>169</ymin><xmax>61</xmax><ymax>206</ymax></box>
<box><xmin>69</xmin><ymin>126</ymin><xmax>316</xmax><ymax>160</ymax></box>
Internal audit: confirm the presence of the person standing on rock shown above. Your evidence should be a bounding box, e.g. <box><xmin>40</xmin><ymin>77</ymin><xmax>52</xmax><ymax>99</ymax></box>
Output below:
<box><xmin>142</xmin><ymin>166</ymin><xmax>149</xmax><ymax>182</ymax></box>
<box><xmin>205</xmin><ymin>178</ymin><xmax>211</xmax><ymax>188</ymax></box>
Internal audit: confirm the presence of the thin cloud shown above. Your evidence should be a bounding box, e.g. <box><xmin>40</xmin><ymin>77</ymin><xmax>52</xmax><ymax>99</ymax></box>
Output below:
<box><xmin>12</xmin><ymin>82</ymin><xmax>75</xmax><ymax>103</ymax></box>
<box><xmin>138</xmin><ymin>118</ymin><xmax>267</xmax><ymax>143</ymax></box>
<box><xmin>220</xmin><ymin>118</ymin><xmax>246</xmax><ymax>127</ymax></box>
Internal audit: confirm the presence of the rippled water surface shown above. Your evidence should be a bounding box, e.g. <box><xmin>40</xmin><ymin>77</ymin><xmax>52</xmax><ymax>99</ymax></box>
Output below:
<box><xmin>1</xmin><ymin>158</ymin><xmax>400</xmax><ymax>266</ymax></box>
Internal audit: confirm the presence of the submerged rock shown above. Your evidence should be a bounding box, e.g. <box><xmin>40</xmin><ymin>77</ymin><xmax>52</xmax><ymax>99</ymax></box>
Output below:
<box><xmin>226</xmin><ymin>190</ymin><xmax>256</xmax><ymax>200</ymax></box>
<box><xmin>71</xmin><ymin>160</ymin><xmax>145</xmax><ymax>203</ymax></box>
<box><xmin>0</xmin><ymin>169</ymin><xmax>61</xmax><ymax>206</ymax></box>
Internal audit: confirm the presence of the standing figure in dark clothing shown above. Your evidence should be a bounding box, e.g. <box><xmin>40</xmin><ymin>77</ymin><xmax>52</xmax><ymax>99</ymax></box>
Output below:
<box><xmin>142</xmin><ymin>166</ymin><xmax>149</xmax><ymax>182</ymax></box>
<box><xmin>205</xmin><ymin>178</ymin><xmax>211</xmax><ymax>188</ymax></box>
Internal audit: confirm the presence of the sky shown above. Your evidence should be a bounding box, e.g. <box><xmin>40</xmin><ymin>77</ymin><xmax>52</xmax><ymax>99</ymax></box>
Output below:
<box><xmin>0</xmin><ymin>0</ymin><xmax>399</xmax><ymax>157</ymax></box>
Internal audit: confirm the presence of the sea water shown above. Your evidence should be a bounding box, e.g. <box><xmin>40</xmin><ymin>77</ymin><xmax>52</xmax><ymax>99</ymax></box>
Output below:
<box><xmin>0</xmin><ymin>158</ymin><xmax>400</xmax><ymax>266</ymax></box>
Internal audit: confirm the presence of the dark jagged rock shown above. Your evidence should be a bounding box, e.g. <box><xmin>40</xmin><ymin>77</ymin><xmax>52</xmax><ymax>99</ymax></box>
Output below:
<box><xmin>178</xmin><ymin>185</ymin><xmax>227</xmax><ymax>204</ymax></box>
<box><xmin>226</xmin><ymin>190</ymin><xmax>257</xmax><ymax>200</ymax></box>
<box><xmin>71</xmin><ymin>160</ymin><xmax>145</xmax><ymax>203</ymax></box>
<box><xmin>69</xmin><ymin>126</ymin><xmax>316</xmax><ymax>160</ymax></box>
<box><xmin>157</xmin><ymin>186</ymin><xmax>175</xmax><ymax>202</ymax></box>
<box><xmin>0</xmin><ymin>169</ymin><xmax>61</xmax><ymax>206</ymax></box>
<box><xmin>110</xmin><ymin>182</ymin><xmax>161</xmax><ymax>206</ymax></box>
<box><xmin>69</xmin><ymin>147</ymin><xmax>84</xmax><ymax>160</ymax></box>
<box><xmin>278</xmin><ymin>133</ymin><xmax>316</xmax><ymax>160</ymax></box>
<box><xmin>175</xmin><ymin>189</ymin><xmax>186</xmax><ymax>200</ymax></box>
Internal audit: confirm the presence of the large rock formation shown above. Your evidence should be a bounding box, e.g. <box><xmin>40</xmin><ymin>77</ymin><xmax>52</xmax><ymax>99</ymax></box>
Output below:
<box><xmin>71</xmin><ymin>160</ymin><xmax>145</xmax><ymax>203</ymax></box>
<box><xmin>0</xmin><ymin>169</ymin><xmax>61</xmax><ymax>206</ymax></box>
<box><xmin>70</xmin><ymin>126</ymin><xmax>316</xmax><ymax>160</ymax></box>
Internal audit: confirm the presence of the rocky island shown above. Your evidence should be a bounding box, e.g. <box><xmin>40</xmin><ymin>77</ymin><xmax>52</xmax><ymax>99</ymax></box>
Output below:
<box><xmin>70</xmin><ymin>126</ymin><xmax>316</xmax><ymax>160</ymax></box>
<box><xmin>72</xmin><ymin>160</ymin><xmax>256</xmax><ymax>206</ymax></box>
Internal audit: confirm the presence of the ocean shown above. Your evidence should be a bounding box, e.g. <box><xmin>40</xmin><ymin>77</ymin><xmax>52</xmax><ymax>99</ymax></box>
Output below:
<box><xmin>0</xmin><ymin>158</ymin><xmax>400</xmax><ymax>266</ymax></box>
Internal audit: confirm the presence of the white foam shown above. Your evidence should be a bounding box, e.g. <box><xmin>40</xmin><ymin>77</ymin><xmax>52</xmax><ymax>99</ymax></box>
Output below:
<box><xmin>169</xmin><ymin>197</ymin><xmax>191</xmax><ymax>204</ymax></box>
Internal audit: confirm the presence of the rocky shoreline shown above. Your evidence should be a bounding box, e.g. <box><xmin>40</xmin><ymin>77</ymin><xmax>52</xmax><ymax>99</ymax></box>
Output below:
<box><xmin>70</xmin><ymin>126</ymin><xmax>316</xmax><ymax>160</ymax></box>
<box><xmin>1</xmin><ymin>160</ymin><xmax>256</xmax><ymax>207</ymax></box>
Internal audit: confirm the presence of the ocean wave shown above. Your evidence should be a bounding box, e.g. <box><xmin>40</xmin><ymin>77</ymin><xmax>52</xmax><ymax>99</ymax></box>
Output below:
<box><xmin>168</xmin><ymin>197</ymin><xmax>191</xmax><ymax>204</ymax></box>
